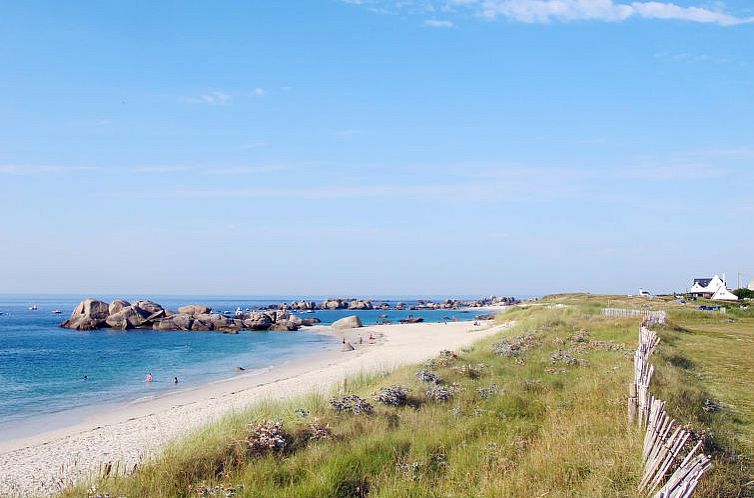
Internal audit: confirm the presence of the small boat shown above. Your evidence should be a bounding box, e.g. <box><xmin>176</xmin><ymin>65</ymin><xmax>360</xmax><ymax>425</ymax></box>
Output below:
<box><xmin>52</xmin><ymin>309</ymin><xmax>62</xmax><ymax>314</ymax></box>
<box><xmin>28</xmin><ymin>305</ymin><xmax>39</xmax><ymax>311</ymax></box>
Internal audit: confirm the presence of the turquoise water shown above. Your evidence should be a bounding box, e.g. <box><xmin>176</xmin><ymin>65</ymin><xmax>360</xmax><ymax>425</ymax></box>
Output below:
<box><xmin>0</xmin><ymin>295</ymin><xmax>481</xmax><ymax>437</ymax></box>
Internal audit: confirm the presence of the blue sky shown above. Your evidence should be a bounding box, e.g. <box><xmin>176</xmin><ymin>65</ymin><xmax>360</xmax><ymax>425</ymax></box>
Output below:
<box><xmin>1</xmin><ymin>0</ymin><xmax>752</xmax><ymax>296</ymax></box>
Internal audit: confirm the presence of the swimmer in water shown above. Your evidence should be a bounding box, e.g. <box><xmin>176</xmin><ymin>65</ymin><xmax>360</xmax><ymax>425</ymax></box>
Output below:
<box><xmin>173</xmin><ymin>376</ymin><xmax>178</xmax><ymax>384</ymax></box>
<box><xmin>145</xmin><ymin>372</ymin><xmax>153</xmax><ymax>383</ymax></box>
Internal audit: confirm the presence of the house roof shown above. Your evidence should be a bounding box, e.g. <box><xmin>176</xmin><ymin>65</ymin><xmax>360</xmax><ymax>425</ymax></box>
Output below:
<box><xmin>694</xmin><ymin>278</ymin><xmax>712</xmax><ymax>287</ymax></box>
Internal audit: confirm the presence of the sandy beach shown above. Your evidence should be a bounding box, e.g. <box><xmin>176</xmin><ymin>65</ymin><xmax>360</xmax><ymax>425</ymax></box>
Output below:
<box><xmin>0</xmin><ymin>319</ymin><xmax>509</xmax><ymax>497</ymax></box>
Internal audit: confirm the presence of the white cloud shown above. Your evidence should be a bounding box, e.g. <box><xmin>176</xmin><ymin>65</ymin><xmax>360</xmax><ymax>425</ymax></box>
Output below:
<box><xmin>424</xmin><ymin>19</ymin><xmax>455</xmax><ymax>27</ymax></box>
<box><xmin>344</xmin><ymin>0</ymin><xmax>753</xmax><ymax>26</ymax></box>
<box><xmin>252</xmin><ymin>87</ymin><xmax>266</xmax><ymax>96</ymax></box>
<box><xmin>187</xmin><ymin>91</ymin><xmax>232</xmax><ymax>105</ymax></box>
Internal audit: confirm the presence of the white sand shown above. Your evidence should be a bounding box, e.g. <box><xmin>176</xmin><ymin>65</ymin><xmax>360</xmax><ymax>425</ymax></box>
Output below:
<box><xmin>0</xmin><ymin>319</ymin><xmax>509</xmax><ymax>497</ymax></box>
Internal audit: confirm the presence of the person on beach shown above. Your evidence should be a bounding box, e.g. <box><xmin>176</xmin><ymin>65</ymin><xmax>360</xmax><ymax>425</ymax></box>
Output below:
<box><xmin>145</xmin><ymin>372</ymin><xmax>153</xmax><ymax>383</ymax></box>
<box><xmin>173</xmin><ymin>376</ymin><xmax>178</xmax><ymax>384</ymax></box>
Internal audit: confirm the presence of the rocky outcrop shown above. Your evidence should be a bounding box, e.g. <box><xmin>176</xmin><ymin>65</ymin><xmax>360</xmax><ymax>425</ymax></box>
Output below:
<box><xmin>242</xmin><ymin>312</ymin><xmax>273</xmax><ymax>330</ymax></box>
<box><xmin>178</xmin><ymin>304</ymin><xmax>212</xmax><ymax>315</ymax></box>
<box><xmin>61</xmin><ymin>298</ymin><xmax>110</xmax><ymax>330</ymax></box>
<box><xmin>332</xmin><ymin>315</ymin><xmax>363</xmax><ymax>330</ymax></box>
<box><xmin>106</xmin><ymin>306</ymin><xmax>151</xmax><ymax>329</ymax></box>
<box><xmin>60</xmin><ymin>298</ymin><xmax>302</xmax><ymax>333</ymax></box>
<box><xmin>109</xmin><ymin>299</ymin><xmax>131</xmax><ymax>315</ymax></box>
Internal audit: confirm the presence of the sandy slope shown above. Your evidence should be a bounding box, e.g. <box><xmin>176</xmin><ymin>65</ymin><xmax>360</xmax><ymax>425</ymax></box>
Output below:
<box><xmin>0</xmin><ymin>319</ymin><xmax>509</xmax><ymax>497</ymax></box>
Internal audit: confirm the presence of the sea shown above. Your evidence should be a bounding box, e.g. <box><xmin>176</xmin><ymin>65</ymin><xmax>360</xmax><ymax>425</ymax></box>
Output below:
<box><xmin>0</xmin><ymin>295</ymin><xmax>485</xmax><ymax>440</ymax></box>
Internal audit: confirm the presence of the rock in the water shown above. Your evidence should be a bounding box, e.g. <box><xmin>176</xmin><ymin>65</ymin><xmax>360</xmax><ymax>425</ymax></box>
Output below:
<box><xmin>132</xmin><ymin>300</ymin><xmax>164</xmax><ymax>315</ymax></box>
<box><xmin>341</xmin><ymin>341</ymin><xmax>355</xmax><ymax>351</ymax></box>
<box><xmin>243</xmin><ymin>312</ymin><xmax>273</xmax><ymax>330</ymax></box>
<box><xmin>106</xmin><ymin>306</ymin><xmax>152</xmax><ymax>330</ymax></box>
<box><xmin>399</xmin><ymin>317</ymin><xmax>424</xmax><ymax>324</ymax></box>
<box><xmin>178</xmin><ymin>304</ymin><xmax>212</xmax><ymax>315</ymax></box>
<box><xmin>62</xmin><ymin>298</ymin><xmax>110</xmax><ymax>330</ymax></box>
<box><xmin>301</xmin><ymin>317</ymin><xmax>321</xmax><ymax>326</ymax></box>
<box><xmin>153</xmin><ymin>313</ymin><xmax>193</xmax><ymax>331</ymax></box>
<box><xmin>332</xmin><ymin>315</ymin><xmax>363</xmax><ymax>330</ymax></box>
<box><xmin>270</xmin><ymin>320</ymin><xmax>299</xmax><ymax>331</ymax></box>
<box><xmin>287</xmin><ymin>314</ymin><xmax>303</xmax><ymax>327</ymax></box>
<box><xmin>190</xmin><ymin>319</ymin><xmax>214</xmax><ymax>331</ymax></box>
<box><xmin>109</xmin><ymin>299</ymin><xmax>131</xmax><ymax>315</ymax></box>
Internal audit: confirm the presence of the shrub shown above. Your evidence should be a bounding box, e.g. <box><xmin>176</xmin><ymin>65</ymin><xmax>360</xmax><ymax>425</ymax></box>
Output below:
<box><xmin>305</xmin><ymin>418</ymin><xmax>333</xmax><ymax>441</ymax></box>
<box><xmin>329</xmin><ymin>395</ymin><xmax>373</xmax><ymax>415</ymax></box>
<box><xmin>373</xmin><ymin>385</ymin><xmax>410</xmax><ymax>406</ymax></box>
<box><xmin>426</xmin><ymin>384</ymin><xmax>463</xmax><ymax>402</ymax></box>
<box><xmin>245</xmin><ymin>420</ymin><xmax>289</xmax><ymax>455</ymax></box>
<box><xmin>416</xmin><ymin>369</ymin><xmax>443</xmax><ymax>384</ymax></box>
<box><xmin>476</xmin><ymin>384</ymin><xmax>499</xmax><ymax>399</ymax></box>
<box><xmin>492</xmin><ymin>333</ymin><xmax>539</xmax><ymax>357</ymax></box>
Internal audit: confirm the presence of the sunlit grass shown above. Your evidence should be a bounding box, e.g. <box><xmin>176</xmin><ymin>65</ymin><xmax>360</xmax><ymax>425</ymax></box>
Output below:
<box><xmin>63</xmin><ymin>299</ymin><xmax>751</xmax><ymax>497</ymax></box>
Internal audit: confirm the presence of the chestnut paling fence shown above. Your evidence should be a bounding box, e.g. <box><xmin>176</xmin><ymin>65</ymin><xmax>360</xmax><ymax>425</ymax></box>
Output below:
<box><xmin>626</xmin><ymin>315</ymin><xmax>712</xmax><ymax>498</ymax></box>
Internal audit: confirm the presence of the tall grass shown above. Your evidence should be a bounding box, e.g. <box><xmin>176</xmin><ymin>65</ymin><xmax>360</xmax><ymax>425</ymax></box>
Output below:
<box><xmin>63</xmin><ymin>300</ymin><xmax>749</xmax><ymax>497</ymax></box>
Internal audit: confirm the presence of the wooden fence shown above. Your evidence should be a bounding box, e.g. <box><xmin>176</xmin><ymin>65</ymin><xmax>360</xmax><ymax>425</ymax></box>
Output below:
<box><xmin>602</xmin><ymin>308</ymin><xmax>667</xmax><ymax>325</ymax></box>
<box><xmin>627</xmin><ymin>316</ymin><xmax>712</xmax><ymax>497</ymax></box>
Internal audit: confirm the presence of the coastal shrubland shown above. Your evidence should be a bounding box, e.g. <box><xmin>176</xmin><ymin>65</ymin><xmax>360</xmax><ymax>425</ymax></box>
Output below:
<box><xmin>68</xmin><ymin>299</ymin><xmax>752</xmax><ymax>497</ymax></box>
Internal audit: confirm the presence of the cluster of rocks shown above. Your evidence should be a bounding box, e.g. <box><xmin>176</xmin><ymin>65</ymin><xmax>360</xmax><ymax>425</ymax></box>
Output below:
<box><xmin>60</xmin><ymin>298</ymin><xmax>319</xmax><ymax>333</ymax></box>
<box><xmin>262</xmin><ymin>296</ymin><xmax>518</xmax><ymax>312</ymax></box>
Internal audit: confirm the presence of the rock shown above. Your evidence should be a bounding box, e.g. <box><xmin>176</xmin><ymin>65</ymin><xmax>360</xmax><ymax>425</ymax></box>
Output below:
<box><xmin>153</xmin><ymin>313</ymin><xmax>193</xmax><ymax>331</ymax></box>
<box><xmin>341</xmin><ymin>341</ymin><xmax>355</xmax><ymax>352</ymax></box>
<box><xmin>301</xmin><ymin>317</ymin><xmax>321</xmax><ymax>326</ymax></box>
<box><xmin>399</xmin><ymin>317</ymin><xmax>424</xmax><ymax>324</ymax></box>
<box><xmin>74</xmin><ymin>317</ymin><xmax>102</xmax><ymax>331</ymax></box>
<box><xmin>178</xmin><ymin>304</ymin><xmax>212</xmax><ymax>315</ymax></box>
<box><xmin>322</xmin><ymin>299</ymin><xmax>342</xmax><ymax>310</ymax></box>
<box><xmin>273</xmin><ymin>311</ymin><xmax>290</xmax><ymax>322</ymax></box>
<box><xmin>132</xmin><ymin>300</ymin><xmax>164</xmax><ymax>315</ymax></box>
<box><xmin>287</xmin><ymin>314</ymin><xmax>303</xmax><ymax>327</ymax></box>
<box><xmin>347</xmin><ymin>300</ymin><xmax>372</xmax><ymax>310</ymax></box>
<box><xmin>332</xmin><ymin>315</ymin><xmax>363</xmax><ymax>330</ymax></box>
<box><xmin>106</xmin><ymin>306</ymin><xmax>152</xmax><ymax>330</ymax></box>
<box><xmin>61</xmin><ymin>298</ymin><xmax>110</xmax><ymax>329</ymax></box>
<box><xmin>270</xmin><ymin>320</ymin><xmax>299</xmax><ymax>331</ymax></box>
<box><xmin>109</xmin><ymin>299</ymin><xmax>131</xmax><ymax>315</ymax></box>
<box><xmin>190</xmin><ymin>319</ymin><xmax>214</xmax><ymax>331</ymax></box>
<box><xmin>378</xmin><ymin>314</ymin><xmax>389</xmax><ymax>318</ymax></box>
<box><xmin>242</xmin><ymin>312</ymin><xmax>273</xmax><ymax>330</ymax></box>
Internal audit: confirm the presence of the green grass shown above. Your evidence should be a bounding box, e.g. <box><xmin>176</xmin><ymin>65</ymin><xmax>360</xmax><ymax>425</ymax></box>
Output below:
<box><xmin>64</xmin><ymin>300</ymin><xmax>752</xmax><ymax>498</ymax></box>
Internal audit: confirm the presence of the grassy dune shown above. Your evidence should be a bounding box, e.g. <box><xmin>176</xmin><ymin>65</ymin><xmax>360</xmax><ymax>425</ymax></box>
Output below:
<box><xmin>67</xmin><ymin>298</ymin><xmax>752</xmax><ymax>497</ymax></box>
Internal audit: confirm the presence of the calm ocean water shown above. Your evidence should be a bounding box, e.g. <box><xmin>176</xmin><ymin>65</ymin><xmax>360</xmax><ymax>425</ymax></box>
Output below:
<box><xmin>0</xmin><ymin>295</ymin><xmax>481</xmax><ymax>438</ymax></box>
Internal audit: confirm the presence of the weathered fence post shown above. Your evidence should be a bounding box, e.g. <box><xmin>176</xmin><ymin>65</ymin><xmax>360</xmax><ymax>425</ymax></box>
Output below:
<box><xmin>628</xmin><ymin>383</ymin><xmax>638</xmax><ymax>423</ymax></box>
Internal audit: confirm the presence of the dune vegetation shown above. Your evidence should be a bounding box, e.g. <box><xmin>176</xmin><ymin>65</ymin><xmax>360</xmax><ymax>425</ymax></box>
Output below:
<box><xmin>66</xmin><ymin>296</ymin><xmax>752</xmax><ymax>498</ymax></box>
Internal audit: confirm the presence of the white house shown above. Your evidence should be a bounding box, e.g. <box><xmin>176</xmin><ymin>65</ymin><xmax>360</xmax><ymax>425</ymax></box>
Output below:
<box><xmin>749</xmin><ymin>279</ymin><xmax>754</xmax><ymax>292</ymax></box>
<box><xmin>690</xmin><ymin>274</ymin><xmax>738</xmax><ymax>301</ymax></box>
<box><xmin>712</xmin><ymin>287</ymin><xmax>739</xmax><ymax>301</ymax></box>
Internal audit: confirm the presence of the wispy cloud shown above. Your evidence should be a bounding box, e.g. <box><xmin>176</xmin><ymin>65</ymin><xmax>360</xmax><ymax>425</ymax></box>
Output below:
<box><xmin>252</xmin><ymin>87</ymin><xmax>267</xmax><ymax>96</ymax></box>
<box><xmin>343</xmin><ymin>0</ymin><xmax>753</xmax><ymax>26</ymax></box>
<box><xmin>0</xmin><ymin>165</ymin><xmax>99</xmax><ymax>175</ymax></box>
<box><xmin>186</xmin><ymin>91</ymin><xmax>233</xmax><ymax>105</ymax></box>
<box><xmin>424</xmin><ymin>19</ymin><xmax>454</xmax><ymax>27</ymax></box>
<box><xmin>200</xmin><ymin>165</ymin><xmax>286</xmax><ymax>175</ymax></box>
<box><xmin>240</xmin><ymin>141</ymin><xmax>266</xmax><ymax>150</ymax></box>
<box><xmin>134</xmin><ymin>165</ymin><xmax>190</xmax><ymax>173</ymax></box>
